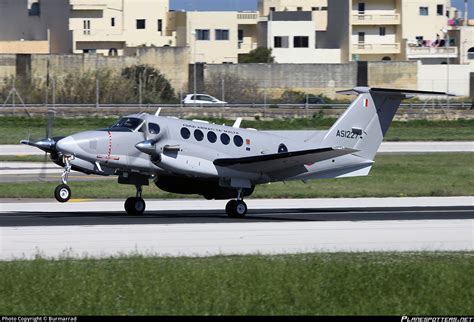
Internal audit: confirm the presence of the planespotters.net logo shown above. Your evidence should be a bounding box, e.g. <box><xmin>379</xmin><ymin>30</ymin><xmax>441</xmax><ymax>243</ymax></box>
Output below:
<box><xmin>402</xmin><ymin>317</ymin><xmax>474</xmax><ymax>322</ymax></box>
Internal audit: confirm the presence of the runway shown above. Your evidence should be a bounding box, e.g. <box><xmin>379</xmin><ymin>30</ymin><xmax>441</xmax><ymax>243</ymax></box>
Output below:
<box><xmin>0</xmin><ymin>197</ymin><xmax>472</xmax><ymax>260</ymax></box>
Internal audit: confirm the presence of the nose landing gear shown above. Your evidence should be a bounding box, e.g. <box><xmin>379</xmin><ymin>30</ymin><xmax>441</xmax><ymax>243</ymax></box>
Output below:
<box><xmin>124</xmin><ymin>185</ymin><xmax>146</xmax><ymax>215</ymax></box>
<box><xmin>225</xmin><ymin>189</ymin><xmax>247</xmax><ymax>218</ymax></box>
<box><xmin>54</xmin><ymin>156</ymin><xmax>72</xmax><ymax>203</ymax></box>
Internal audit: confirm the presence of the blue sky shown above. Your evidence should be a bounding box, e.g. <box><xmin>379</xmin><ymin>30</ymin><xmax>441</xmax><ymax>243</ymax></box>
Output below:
<box><xmin>170</xmin><ymin>0</ymin><xmax>473</xmax><ymax>18</ymax></box>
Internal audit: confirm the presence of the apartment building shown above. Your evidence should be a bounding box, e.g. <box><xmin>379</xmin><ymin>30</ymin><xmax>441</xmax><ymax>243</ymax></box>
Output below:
<box><xmin>69</xmin><ymin>0</ymin><xmax>174</xmax><ymax>55</ymax></box>
<box><xmin>323</xmin><ymin>0</ymin><xmax>452</xmax><ymax>62</ymax></box>
<box><xmin>168</xmin><ymin>10</ymin><xmax>258</xmax><ymax>64</ymax></box>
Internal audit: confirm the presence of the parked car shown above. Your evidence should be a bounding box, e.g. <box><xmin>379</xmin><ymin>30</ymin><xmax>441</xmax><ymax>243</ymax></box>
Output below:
<box><xmin>182</xmin><ymin>94</ymin><xmax>227</xmax><ymax>106</ymax></box>
<box><xmin>302</xmin><ymin>96</ymin><xmax>326</xmax><ymax>105</ymax></box>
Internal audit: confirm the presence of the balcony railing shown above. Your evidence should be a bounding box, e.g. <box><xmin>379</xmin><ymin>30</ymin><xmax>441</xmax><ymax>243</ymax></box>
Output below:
<box><xmin>70</xmin><ymin>0</ymin><xmax>107</xmax><ymax>10</ymax></box>
<box><xmin>237</xmin><ymin>12</ymin><xmax>258</xmax><ymax>24</ymax></box>
<box><xmin>352</xmin><ymin>13</ymin><xmax>400</xmax><ymax>25</ymax></box>
<box><xmin>406</xmin><ymin>46</ymin><xmax>458</xmax><ymax>59</ymax></box>
<box><xmin>352</xmin><ymin>42</ymin><xmax>401</xmax><ymax>54</ymax></box>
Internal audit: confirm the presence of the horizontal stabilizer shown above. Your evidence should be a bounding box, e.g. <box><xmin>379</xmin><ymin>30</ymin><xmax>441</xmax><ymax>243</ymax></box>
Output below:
<box><xmin>214</xmin><ymin>147</ymin><xmax>358</xmax><ymax>173</ymax></box>
<box><xmin>337</xmin><ymin>87</ymin><xmax>456</xmax><ymax>97</ymax></box>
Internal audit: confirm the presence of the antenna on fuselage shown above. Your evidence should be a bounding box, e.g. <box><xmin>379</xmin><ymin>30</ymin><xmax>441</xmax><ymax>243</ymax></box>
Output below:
<box><xmin>232</xmin><ymin>117</ymin><xmax>242</xmax><ymax>128</ymax></box>
<box><xmin>154</xmin><ymin>107</ymin><xmax>162</xmax><ymax>116</ymax></box>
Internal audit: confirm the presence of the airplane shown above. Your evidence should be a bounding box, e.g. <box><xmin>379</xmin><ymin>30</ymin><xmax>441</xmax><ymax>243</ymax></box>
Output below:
<box><xmin>21</xmin><ymin>87</ymin><xmax>452</xmax><ymax>217</ymax></box>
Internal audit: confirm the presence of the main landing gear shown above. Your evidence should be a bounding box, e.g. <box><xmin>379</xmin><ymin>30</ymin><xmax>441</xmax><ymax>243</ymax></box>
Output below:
<box><xmin>124</xmin><ymin>185</ymin><xmax>146</xmax><ymax>215</ymax></box>
<box><xmin>225</xmin><ymin>189</ymin><xmax>247</xmax><ymax>218</ymax></box>
<box><xmin>54</xmin><ymin>156</ymin><xmax>72</xmax><ymax>203</ymax></box>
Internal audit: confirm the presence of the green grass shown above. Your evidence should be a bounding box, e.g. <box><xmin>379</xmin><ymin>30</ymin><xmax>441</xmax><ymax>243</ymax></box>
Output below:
<box><xmin>1</xmin><ymin>153</ymin><xmax>472</xmax><ymax>199</ymax></box>
<box><xmin>1</xmin><ymin>116</ymin><xmax>473</xmax><ymax>144</ymax></box>
<box><xmin>1</xmin><ymin>253</ymin><xmax>473</xmax><ymax>315</ymax></box>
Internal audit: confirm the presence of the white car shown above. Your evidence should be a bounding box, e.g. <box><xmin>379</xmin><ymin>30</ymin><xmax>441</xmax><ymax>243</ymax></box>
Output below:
<box><xmin>182</xmin><ymin>94</ymin><xmax>227</xmax><ymax>106</ymax></box>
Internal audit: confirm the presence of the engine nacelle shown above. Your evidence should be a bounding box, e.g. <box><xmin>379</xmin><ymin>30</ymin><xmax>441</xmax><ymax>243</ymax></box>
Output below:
<box><xmin>155</xmin><ymin>176</ymin><xmax>254</xmax><ymax>200</ymax></box>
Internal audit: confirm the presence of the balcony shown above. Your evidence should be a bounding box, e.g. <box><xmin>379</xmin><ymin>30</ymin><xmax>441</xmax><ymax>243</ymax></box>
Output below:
<box><xmin>73</xmin><ymin>29</ymin><xmax>126</xmax><ymax>42</ymax></box>
<box><xmin>406</xmin><ymin>46</ymin><xmax>458</xmax><ymax>59</ymax></box>
<box><xmin>352</xmin><ymin>42</ymin><xmax>401</xmax><ymax>54</ymax></box>
<box><xmin>237</xmin><ymin>12</ymin><xmax>258</xmax><ymax>24</ymax></box>
<box><xmin>237</xmin><ymin>40</ymin><xmax>257</xmax><ymax>53</ymax></box>
<box><xmin>352</xmin><ymin>13</ymin><xmax>400</xmax><ymax>25</ymax></box>
<box><xmin>70</xmin><ymin>0</ymin><xmax>107</xmax><ymax>11</ymax></box>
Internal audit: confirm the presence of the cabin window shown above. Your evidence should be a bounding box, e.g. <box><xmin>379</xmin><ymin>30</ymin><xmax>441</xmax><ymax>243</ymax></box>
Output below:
<box><xmin>278</xmin><ymin>144</ymin><xmax>288</xmax><ymax>153</ymax></box>
<box><xmin>207</xmin><ymin>131</ymin><xmax>217</xmax><ymax>143</ymax></box>
<box><xmin>220</xmin><ymin>133</ymin><xmax>230</xmax><ymax>145</ymax></box>
<box><xmin>148</xmin><ymin>123</ymin><xmax>160</xmax><ymax>135</ymax></box>
<box><xmin>194</xmin><ymin>129</ymin><xmax>204</xmax><ymax>141</ymax></box>
<box><xmin>233</xmin><ymin>135</ymin><xmax>243</xmax><ymax>147</ymax></box>
<box><xmin>181</xmin><ymin>127</ymin><xmax>191</xmax><ymax>139</ymax></box>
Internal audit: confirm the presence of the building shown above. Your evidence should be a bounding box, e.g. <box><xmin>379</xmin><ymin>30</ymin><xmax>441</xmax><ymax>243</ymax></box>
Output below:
<box><xmin>168</xmin><ymin>10</ymin><xmax>258</xmax><ymax>64</ymax></box>
<box><xmin>69</xmin><ymin>0</ymin><xmax>174</xmax><ymax>55</ymax></box>
<box><xmin>322</xmin><ymin>0</ymin><xmax>453</xmax><ymax>63</ymax></box>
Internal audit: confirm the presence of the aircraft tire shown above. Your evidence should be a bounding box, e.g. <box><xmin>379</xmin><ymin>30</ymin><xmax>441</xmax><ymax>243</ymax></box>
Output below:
<box><xmin>124</xmin><ymin>197</ymin><xmax>146</xmax><ymax>215</ymax></box>
<box><xmin>226</xmin><ymin>200</ymin><xmax>247</xmax><ymax>218</ymax></box>
<box><xmin>54</xmin><ymin>184</ymin><xmax>71</xmax><ymax>203</ymax></box>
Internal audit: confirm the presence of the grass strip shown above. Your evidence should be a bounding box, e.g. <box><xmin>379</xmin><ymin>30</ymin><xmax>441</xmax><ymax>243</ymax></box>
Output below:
<box><xmin>1</xmin><ymin>252</ymin><xmax>473</xmax><ymax>315</ymax></box>
<box><xmin>0</xmin><ymin>153</ymin><xmax>472</xmax><ymax>199</ymax></box>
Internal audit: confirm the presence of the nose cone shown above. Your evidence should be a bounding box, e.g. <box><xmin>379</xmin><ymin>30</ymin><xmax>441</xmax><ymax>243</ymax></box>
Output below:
<box><xmin>56</xmin><ymin>136</ymin><xmax>77</xmax><ymax>156</ymax></box>
<box><xmin>135</xmin><ymin>140</ymin><xmax>156</xmax><ymax>155</ymax></box>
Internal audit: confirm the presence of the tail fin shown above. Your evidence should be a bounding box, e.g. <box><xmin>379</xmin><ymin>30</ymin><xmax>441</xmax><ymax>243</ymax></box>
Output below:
<box><xmin>320</xmin><ymin>87</ymin><xmax>453</xmax><ymax>160</ymax></box>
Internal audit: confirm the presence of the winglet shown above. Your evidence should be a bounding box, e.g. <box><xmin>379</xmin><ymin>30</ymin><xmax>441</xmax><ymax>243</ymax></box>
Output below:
<box><xmin>232</xmin><ymin>118</ymin><xmax>242</xmax><ymax>128</ymax></box>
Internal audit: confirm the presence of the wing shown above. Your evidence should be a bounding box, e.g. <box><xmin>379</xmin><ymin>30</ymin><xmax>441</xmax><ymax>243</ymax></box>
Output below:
<box><xmin>213</xmin><ymin>147</ymin><xmax>358</xmax><ymax>173</ymax></box>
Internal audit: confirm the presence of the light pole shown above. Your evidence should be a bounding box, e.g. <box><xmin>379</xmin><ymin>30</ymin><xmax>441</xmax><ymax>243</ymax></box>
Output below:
<box><xmin>442</xmin><ymin>28</ymin><xmax>450</xmax><ymax>108</ymax></box>
<box><xmin>191</xmin><ymin>30</ymin><xmax>197</xmax><ymax>108</ymax></box>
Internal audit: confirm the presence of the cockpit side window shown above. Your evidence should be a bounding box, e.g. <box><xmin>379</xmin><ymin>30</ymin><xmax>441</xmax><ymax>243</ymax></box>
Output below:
<box><xmin>111</xmin><ymin>117</ymin><xmax>143</xmax><ymax>131</ymax></box>
<box><xmin>148</xmin><ymin>123</ymin><xmax>160</xmax><ymax>135</ymax></box>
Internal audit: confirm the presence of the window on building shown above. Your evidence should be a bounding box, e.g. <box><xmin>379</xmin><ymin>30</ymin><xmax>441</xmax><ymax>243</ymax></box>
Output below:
<box><xmin>437</xmin><ymin>4</ymin><xmax>443</xmax><ymax>16</ymax></box>
<box><xmin>83</xmin><ymin>49</ymin><xmax>96</xmax><ymax>54</ymax></box>
<box><xmin>28</xmin><ymin>2</ymin><xmax>40</xmax><ymax>16</ymax></box>
<box><xmin>238</xmin><ymin>29</ymin><xmax>244</xmax><ymax>43</ymax></box>
<box><xmin>297</xmin><ymin>7</ymin><xmax>303</xmax><ymax>11</ymax></box>
<box><xmin>358</xmin><ymin>3</ymin><xmax>365</xmax><ymax>14</ymax></box>
<box><xmin>83</xmin><ymin>20</ymin><xmax>91</xmax><ymax>35</ymax></box>
<box><xmin>419</xmin><ymin>7</ymin><xmax>429</xmax><ymax>16</ymax></box>
<box><xmin>379</xmin><ymin>27</ymin><xmax>386</xmax><ymax>36</ymax></box>
<box><xmin>108</xmin><ymin>48</ymin><xmax>118</xmax><ymax>56</ymax></box>
<box><xmin>136</xmin><ymin>19</ymin><xmax>146</xmax><ymax>29</ymax></box>
<box><xmin>157</xmin><ymin>19</ymin><xmax>163</xmax><ymax>32</ymax></box>
<box><xmin>294</xmin><ymin>36</ymin><xmax>309</xmax><ymax>48</ymax></box>
<box><xmin>320</xmin><ymin>6</ymin><xmax>327</xmax><ymax>11</ymax></box>
<box><xmin>215</xmin><ymin>29</ymin><xmax>229</xmax><ymax>41</ymax></box>
<box><xmin>274</xmin><ymin>36</ymin><xmax>289</xmax><ymax>48</ymax></box>
<box><xmin>312</xmin><ymin>7</ymin><xmax>318</xmax><ymax>11</ymax></box>
<box><xmin>196</xmin><ymin>29</ymin><xmax>210</xmax><ymax>40</ymax></box>
<box><xmin>269</xmin><ymin>7</ymin><xmax>275</xmax><ymax>12</ymax></box>
<box><xmin>468</xmin><ymin>47</ymin><xmax>474</xmax><ymax>60</ymax></box>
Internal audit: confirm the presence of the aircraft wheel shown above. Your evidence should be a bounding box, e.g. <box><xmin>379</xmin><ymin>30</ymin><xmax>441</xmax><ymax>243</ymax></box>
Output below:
<box><xmin>54</xmin><ymin>184</ymin><xmax>71</xmax><ymax>203</ymax></box>
<box><xmin>125</xmin><ymin>197</ymin><xmax>146</xmax><ymax>215</ymax></box>
<box><xmin>226</xmin><ymin>200</ymin><xmax>247</xmax><ymax>218</ymax></box>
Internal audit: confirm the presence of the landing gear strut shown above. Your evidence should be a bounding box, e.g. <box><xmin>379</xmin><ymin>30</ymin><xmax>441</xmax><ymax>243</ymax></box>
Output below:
<box><xmin>225</xmin><ymin>189</ymin><xmax>247</xmax><ymax>218</ymax></box>
<box><xmin>124</xmin><ymin>185</ymin><xmax>146</xmax><ymax>215</ymax></box>
<box><xmin>54</xmin><ymin>156</ymin><xmax>72</xmax><ymax>203</ymax></box>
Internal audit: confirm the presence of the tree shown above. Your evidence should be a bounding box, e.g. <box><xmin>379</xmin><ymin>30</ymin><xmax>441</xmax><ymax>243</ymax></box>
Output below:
<box><xmin>121</xmin><ymin>65</ymin><xmax>176</xmax><ymax>103</ymax></box>
<box><xmin>205</xmin><ymin>73</ymin><xmax>263</xmax><ymax>104</ymax></box>
<box><xmin>239</xmin><ymin>47</ymin><xmax>274</xmax><ymax>63</ymax></box>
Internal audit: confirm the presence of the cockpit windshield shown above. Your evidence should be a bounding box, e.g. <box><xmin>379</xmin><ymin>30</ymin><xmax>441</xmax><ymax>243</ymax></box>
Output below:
<box><xmin>110</xmin><ymin>117</ymin><xmax>143</xmax><ymax>131</ymax></box>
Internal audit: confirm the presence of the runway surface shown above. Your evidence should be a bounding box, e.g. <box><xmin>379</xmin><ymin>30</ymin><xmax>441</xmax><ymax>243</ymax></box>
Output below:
<box><xmin>1</xmin><ymin>197</ymin><xmax>472</xmax><ymax>260</ymax></box>
<box><xmin>1</xmin><ymin>141</ymin><xmax>473</xmax><ymax>156</ymax></box>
